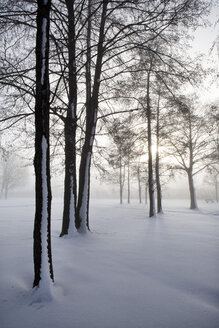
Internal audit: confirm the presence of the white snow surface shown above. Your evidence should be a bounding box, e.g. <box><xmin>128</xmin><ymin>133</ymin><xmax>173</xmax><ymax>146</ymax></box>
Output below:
<box><xmin>0</xmin><ymin>198</ymin><xmax>219</xmax><ymax>328</ymax></box>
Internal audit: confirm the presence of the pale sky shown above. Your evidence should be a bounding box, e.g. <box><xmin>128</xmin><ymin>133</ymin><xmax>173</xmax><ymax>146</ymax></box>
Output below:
<box><xmin>192</xmin><ymin>6</ymin><xmax>219</xmax><ymax>58</ymax></box>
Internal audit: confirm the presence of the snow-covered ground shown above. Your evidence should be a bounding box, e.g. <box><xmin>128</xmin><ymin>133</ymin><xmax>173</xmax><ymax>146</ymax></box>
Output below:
<box><xmin>0</xmin><ymin>198</ymin><xmax>219</xmax><ymax>328</ymax></box>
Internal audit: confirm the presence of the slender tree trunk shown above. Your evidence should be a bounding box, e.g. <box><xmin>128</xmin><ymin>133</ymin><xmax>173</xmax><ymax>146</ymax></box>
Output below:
<box><xmin>146</xmin><ymin>70</ymin><xmax>155</xmax><ymax>217</ymax></box>
<box><xmin>155</xmin><ymin>152</ymin><xmax>162</xmax><ymax>213</ymax></box>
<box><xmin>187</xmin><ymin>170</ymin><xmax>197</xmax><ymax>209</ymax></box>
<box><xmin>86</xmin><ymin>0</ymin><xmax>92</xmax><ymax>105</ymax></box>
<box><xmin>145</xmin><ymin>182</ymin><xmax>148</xmax><ymax>205</ymax></box>
<box><xmin>1</xmin><ymin>171</ymin><xmax>5</xmax><ymax>198</ymax></box>
<box><xmin>76</xmin><ymin>0</ymin><xmax>108</xmax><ymax>232</ymax></box>
<box><xmin>127</xmin><ymin>156</ymin><xmax>130</xmax><ymax>204</ymax></box>
<box><xmin>60</xmin><ymin>0</ymin><xmax>77</xmax><ymax>237</ymax></box>
<box><xmin>137</xmin><ymin>166</ymin><xmax>142</xmax><ymax>204</ymax></box>
<box><xmin>33</xmin><ymin>0</ymin><xmax>53</xmax><ymax>288</ymax></box>
<box><xmin>119</xmin><ymin>154</ymin><xmax>123</xmax><ymax>204</ymax></box>
<box><xmin>215</xmin><ymin>174</ymin><xmax>218</xmax><ymax>203</ymax></box>
<box><xmin>4</xmin><ymin>184</ymin><xmax>8</xmax><ymax>199</ymax></box>
<box><xmin>155</xmin><ymin>92</ymin><xmax>162</xmax><ymax>213</ymax></box>
<box><xmin>75</xmin><ymin>0</ymin><xmax>93</xmax><ymax>232</ymax></box>
<box><xmin>188</xmin><ymin>111</ymin><xmax>197</xmax><ymax>210</ymax></box>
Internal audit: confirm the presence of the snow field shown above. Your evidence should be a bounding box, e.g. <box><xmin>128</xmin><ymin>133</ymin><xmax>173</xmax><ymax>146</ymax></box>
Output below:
<box><xmin>0</xmin><ymin>198</ymin><xmax>219</xmax><ymax>328</ymax></box>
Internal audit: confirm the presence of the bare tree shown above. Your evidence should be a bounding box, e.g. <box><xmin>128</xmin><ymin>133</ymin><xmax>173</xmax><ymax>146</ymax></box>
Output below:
<box><xmin>59</xmin><ymin>0</ymin><xmax>77</xmax><ymax>237</ymax></box>
<box><xmin>163</xmin><ymin>96</ymin><xmax>215</xmax><ymax>209</ymax></box>
<box><xmin>76</xmin><ymin>0</ymin><xmax>109</xmax><ymax>232</ymax></box>
<box><xmin>155</xmin><ymin>89</ymin><xmax>163</xmax><ymax>213</ymax></box>
<box><xmin>33</xmin><ymin>0</ymin><xmax>54</xmax><ymax>292</ymax></box>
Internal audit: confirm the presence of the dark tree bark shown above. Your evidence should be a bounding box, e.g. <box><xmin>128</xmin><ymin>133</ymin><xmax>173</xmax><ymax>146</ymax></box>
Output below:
<box><xmin>86</xmin><ymin>0</ymin><xmax>92</xmax><ymax>106</ymax></box>
<box><xmin>146</xmin><ymin>70</ymin><xmax>155</xmax><ymax>217</ymax></box>
<box><xmin>155</xmin><ymin>92</ymin><xmax>162</xmax><ymax>213</ymax></box>
<box><xmin>76</xmin><ymin>0</ymin><xmax>108</xmax><ymax>232</ymax></box>
<box><xmin>60</xmin><ymin>0</ymin><xmax>77</xmax><ymax>237</ymax></box>
<box><xmin>33</xmin><ymin>0</ymin><xmax>53</xmax><ymax>288</ymax></box>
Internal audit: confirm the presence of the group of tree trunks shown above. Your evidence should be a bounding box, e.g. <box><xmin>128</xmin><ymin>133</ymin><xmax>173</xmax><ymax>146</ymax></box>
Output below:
<box><xmin>1</xmin><ymin>0</ymin><xmax>216</xmax><ymax>290</ymax></box>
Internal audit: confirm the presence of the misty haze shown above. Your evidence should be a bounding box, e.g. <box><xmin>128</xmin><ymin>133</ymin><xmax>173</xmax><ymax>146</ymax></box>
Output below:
<box><xmin>0</xmin><ymin>1</ymin><xmax>218</xmax><ymax>328</ymax></box>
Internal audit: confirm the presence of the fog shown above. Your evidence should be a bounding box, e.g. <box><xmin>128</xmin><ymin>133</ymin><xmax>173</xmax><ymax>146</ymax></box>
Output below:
<box><xmin>4</xmin><ymin>165</ymin><xmax>217</xmax><ymax>206</ymax></box>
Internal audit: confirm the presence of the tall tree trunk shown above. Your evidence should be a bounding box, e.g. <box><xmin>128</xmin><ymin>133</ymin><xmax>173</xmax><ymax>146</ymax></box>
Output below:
<box><xmin>75</xmin><ymin>0</ymin><xmax>93</xmax><ymax>232</ymax></box>
<box><xmin>1</xmin><ymin>170</ymin><xmax>5</xmax><ymax>198</ymax></box>
<box><xmin>76</xmin><ymin>0</ymin><xmax>108</xmax><ymax>232</ymax></box>
<box><xmin>145</xmin><ymin>182</ymin><xmax>148</xmax><ymax>205</ymax></box>
<box><xmin>137</xmin><ymin>166</ymin><xmax>142</xmax><ymax>204</ymax></box>
<box><xmin>0</xmin><ymin>185</ymin><xmax>3</xmax><ymax>198</ymax></box>
<box><xmin>155</xmin><ymin>92</ymin><xmax>162</xmax><ymax>213</ymax></box>
<box><xmin>215</xmin><ymin>174</ymin><xmax>218</xmax><ymax>203</ymax></box>
<box><xmin>127</xmin><ymin>156</ymin><xmax>130</xmax><ymax>204</ymax></box>
<box><xmin>60</xmin><ymin>0</ymin><xmax>77</xmax><ymax>237</ymax></box>
<box><xmin>119</xmin><ymin>154</ymin><xmax>123</xmax><ymax>204</ymax></box>
<box><xmin>86</xmin><ymin>0</ymin><xmax>92</xmax><ymax>105</ymax></box>
<box><xmin>4</xmin><ymin>184</ymin><xmax>8</xmax><ymax>199</ymax></box>
<box><xmin>33</xmin><ymin>0</ymin><xmax>53</xmax><ymax>289</ymax></box>
<box><xmin>188</xmin><ymin>111</ymin><xmax>197</xmax><ymax>209</ymax></box>
<box><xmin>187</xmin><ymin>170</ymin><xmax>197</xmax><ymax>209</ymax></box>
<box><xmin>155</xmin><ymin>152</ymin><xmax>162</xmax><ymax>213</ymax></box>
<box><xmin>146</xmin><ymin>70</ymin><xmax>155</xmax><ymax>217</ymax></box>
